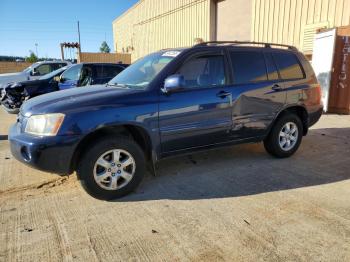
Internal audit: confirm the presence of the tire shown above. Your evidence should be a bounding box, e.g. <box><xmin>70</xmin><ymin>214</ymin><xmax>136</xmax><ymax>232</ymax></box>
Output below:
<box><xmin>1</xmin><ymin>103</ymin><xmax>20</xmax><ymax>114</ymax></box>
<box><xmin>264</xmin><ymin>113</ymin><xmax>303</xmax><ymax>158</ymax></box>
<box><xmin>77</xmin><ymin>136</ymin><xmax>146</xmax><ymax>200</ymax></box>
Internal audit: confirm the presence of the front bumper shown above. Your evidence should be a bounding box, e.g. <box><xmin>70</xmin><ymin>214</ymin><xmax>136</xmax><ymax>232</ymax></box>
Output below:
<box><xmin>9</xmin><ymin>123</ymin><xmax>81</xmax><ymax>175</ymax></box>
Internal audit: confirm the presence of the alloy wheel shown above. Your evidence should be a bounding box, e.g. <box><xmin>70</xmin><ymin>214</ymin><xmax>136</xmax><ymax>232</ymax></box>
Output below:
<box><xmin>278</xmin><ymin>122</ymin><xmax>299</xmax><ymax>151</ymax></box>
<box><xmin>93</xmin><ymin>149</ymin><xmax>136</xmax><ymax>190</ymax></box>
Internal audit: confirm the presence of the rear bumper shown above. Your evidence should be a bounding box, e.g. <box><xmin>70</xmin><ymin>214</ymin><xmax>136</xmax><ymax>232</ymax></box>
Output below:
<box><xmin>308</xmin><ymin>106</ymin><xmax>323</xmax><ymax>128</ymax></box>
<box><xmin>9</xmin><ymin>123</ymin><xmax>81</xmax><ymax>175</ymax></box>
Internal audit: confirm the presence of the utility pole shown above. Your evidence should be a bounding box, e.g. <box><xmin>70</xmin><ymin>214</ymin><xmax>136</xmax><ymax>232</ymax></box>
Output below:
<box><xmin>77</xmin><ymin>21</ymin><xmax>82</xmax><ymax>61</ymax></box>
<box><xmin>35</xmin><ymin>43</ymin><xmax>38</xmax><ymax>57</ymax></box>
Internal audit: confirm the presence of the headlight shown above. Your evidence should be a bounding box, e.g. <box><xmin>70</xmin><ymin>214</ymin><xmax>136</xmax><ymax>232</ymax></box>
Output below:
<box><xmin>25</xmin><ymin>113</ymin><xmax>65</xmax><ymax>136</ymax></box>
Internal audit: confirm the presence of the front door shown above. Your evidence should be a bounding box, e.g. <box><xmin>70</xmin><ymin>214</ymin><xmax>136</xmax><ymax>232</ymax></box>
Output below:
<box><xmin>159</xmin><ymin>52</ymin><xmax>233</xmax><ymax>153</ymax></box>
<box><xmin>58</xmin><ymin>64</ymin><xmax>82</xmax><ymax>90</ymax></box>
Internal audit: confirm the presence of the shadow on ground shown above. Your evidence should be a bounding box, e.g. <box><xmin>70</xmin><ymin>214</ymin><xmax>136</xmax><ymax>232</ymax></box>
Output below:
<box><xmin>119</xmin><ymin>128</ymin><xmax>350</xmax><ymax>202</ymax></box>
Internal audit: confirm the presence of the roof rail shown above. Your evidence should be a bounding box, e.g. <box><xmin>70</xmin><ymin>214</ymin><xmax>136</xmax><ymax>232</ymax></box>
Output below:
<box><xmin>194</xmin><ymin>41</ymin><xmax>298</xmax><ymax>51</ymax></box>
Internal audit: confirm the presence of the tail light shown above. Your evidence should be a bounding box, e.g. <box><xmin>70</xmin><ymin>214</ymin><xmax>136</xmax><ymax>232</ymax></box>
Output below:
<box><xmin>315</xmin><ymin>84</ymin><xmax>322</xmax><ymax>105</ymax></box>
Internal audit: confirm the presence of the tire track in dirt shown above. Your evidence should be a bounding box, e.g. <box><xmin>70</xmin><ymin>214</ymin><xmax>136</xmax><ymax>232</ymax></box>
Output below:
<box><xmin>50</xmin><ymin>214</ymin><xmax>74</xmax><ymax>262</ymax></box>
<box><xmin>0</xmin><ymin>177</ymin><xmax>75</xmax><ymax>198</ymax></box>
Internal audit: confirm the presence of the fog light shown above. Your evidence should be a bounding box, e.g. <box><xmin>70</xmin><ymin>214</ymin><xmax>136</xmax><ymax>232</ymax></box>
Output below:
<box><xmin>20</xmin><ymin>146</ymin><xmax>31</xmax><ymax>161</ymax></box>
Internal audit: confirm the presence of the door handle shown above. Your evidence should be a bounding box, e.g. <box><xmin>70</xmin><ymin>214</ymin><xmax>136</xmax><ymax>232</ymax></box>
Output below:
<box><xmin>272</xmin><ymin>84</ymin><xmax>283</xmax><ymax>91</ymax></box>
<box><xmin>216</xmin><ymin>91</ymin><xmax>232</xmax><ymax>106</ymax></box>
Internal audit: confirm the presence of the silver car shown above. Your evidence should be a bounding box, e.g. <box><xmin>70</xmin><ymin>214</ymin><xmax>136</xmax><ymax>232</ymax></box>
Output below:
<box><xmin>0</xmin><ymin>60</ymin><xmax>71</xmax><ymax>87</ymax></box>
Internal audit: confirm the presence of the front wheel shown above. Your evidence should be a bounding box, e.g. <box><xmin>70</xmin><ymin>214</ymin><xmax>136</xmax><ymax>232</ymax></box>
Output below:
<box><xmin>264</xmin><ymin>113</ymin><xmax>303</xmax><ymax>158</ymax></box>
<box><xmin>77</xmin><ymin>136</ymin><xmax>146</xmax><ymax>200</ymax></box>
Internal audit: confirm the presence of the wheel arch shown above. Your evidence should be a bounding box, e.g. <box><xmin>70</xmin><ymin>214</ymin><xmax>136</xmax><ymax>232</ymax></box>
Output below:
<box><xmin>270</xmin><ymin>105</ymin><xmax>309</xmax><ymax>136</ymax></box>
<box><xmin>69</xmin><ymin>124</ymin><xmax>154</xmax><ymax>174</ymax></box>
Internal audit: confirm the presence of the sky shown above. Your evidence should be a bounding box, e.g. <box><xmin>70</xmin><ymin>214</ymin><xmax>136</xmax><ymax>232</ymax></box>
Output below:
<box><xmin>0</xmin><ymin>0</ymin><xmax>138</xmax><ymax>59</ymax></box>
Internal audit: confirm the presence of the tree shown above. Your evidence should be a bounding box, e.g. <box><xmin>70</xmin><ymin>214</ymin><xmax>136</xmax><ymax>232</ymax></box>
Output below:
<box><xmin>100</xmin><ymin>41</ymin><xmax>111</xmax><ymax>53</ymax></box>
<box><xmin>26</xmin><ymin>51</ymin><xmax>38</xmax><ymax>63</ymax></box>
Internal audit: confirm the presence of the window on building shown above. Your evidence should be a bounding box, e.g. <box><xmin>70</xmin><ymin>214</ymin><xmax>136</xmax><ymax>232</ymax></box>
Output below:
<box><xmin>229</xmin><ymin>51</ymin><xmax>267</xmax><ymax>84</ymax></box>
<box><xmin>272</xmin><ymin>52</ymin><xmax>304</xmax><ymax>80</ymax></box>
<box><xmin>177</xmin><ymin>55</ymin><xmax>226</xmax><ymax>88</ymax></box>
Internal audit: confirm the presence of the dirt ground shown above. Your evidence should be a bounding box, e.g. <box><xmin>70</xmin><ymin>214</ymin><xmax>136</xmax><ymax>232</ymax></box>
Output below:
<box><xmin>0</xmin><ymin>109</ymin><xmax>349</xmax><ymax>262</ymax></box>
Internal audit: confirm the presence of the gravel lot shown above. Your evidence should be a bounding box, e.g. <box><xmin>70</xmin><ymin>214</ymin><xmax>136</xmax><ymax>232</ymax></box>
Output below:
<box><xmin>0</xmin><ymin>109</ymin><xmax>349</xmax><ymax>262</ymax></box>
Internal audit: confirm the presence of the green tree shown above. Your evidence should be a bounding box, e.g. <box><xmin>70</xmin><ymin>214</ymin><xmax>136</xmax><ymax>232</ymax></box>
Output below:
<box><xmin>99</xmin><ymin>41</ymin><xmax>111</xmax><ymax>53</ymax></box>
<box><xmin>26</xmin><ymin>51</ymin><xmax>38</xmax><ymax>63</ymax></box>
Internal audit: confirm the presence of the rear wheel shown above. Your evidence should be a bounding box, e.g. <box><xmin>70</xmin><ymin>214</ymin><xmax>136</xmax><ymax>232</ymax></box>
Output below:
<box><xmin>264</xmin><ymin>113</ymin><xmax>303</xmax><ymax>158</ymax></box>
<box><xmin>77</xmin><ymin>136</ymin><xmax>146</xmax><ymax>200</ymax></box>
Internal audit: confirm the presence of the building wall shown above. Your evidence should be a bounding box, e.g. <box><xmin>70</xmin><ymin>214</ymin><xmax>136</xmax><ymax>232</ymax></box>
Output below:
<box><xmin>252</xmin><ymin>0</ymin><xmax>350</xmax><ymax>54</ymax></box>
<box><xmin>0</xmin><ymin>61</ymin><xmax>32</xmax><ymax>74</ymax></box>
<box><xmin>78</xmin><ymin>52</ymin><xmax>131</xmax><ymax>64</ymax></box>
<box><xmin>216</xmin><ymin>0</ymin><xmax>252</xmax><ymax>41</ymax></box>
<box><xmin>113</xmin><ymin>0</ymin><xmax>212</xmax><ymax>61</ymax></box>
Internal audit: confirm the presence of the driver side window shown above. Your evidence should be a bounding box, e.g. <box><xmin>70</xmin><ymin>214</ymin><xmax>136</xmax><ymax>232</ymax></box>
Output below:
<box><xmin>61</xmin><ymin>64</ymin><xmax>82</xmax><ymax>82</ymax></box>
<box><xmin>177</xmin><ymin>55</ymin><xmax>226</xmax><ymax>88</ymax></box>
<box><xmin>36</xmin><ymin>64</ymin><xmax>52</xmax><ymax>76</ymax></box>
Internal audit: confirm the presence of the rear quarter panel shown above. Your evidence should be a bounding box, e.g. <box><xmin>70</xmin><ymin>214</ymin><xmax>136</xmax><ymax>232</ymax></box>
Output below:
<box><xmin>286</xmin><ymin>53</ymin><xmax>322</xmax><ymax>115</ymax></box>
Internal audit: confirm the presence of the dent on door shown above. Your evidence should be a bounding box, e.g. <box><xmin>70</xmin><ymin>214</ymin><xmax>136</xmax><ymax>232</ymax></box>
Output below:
<box><xmin>230</xmin><ymin>82</ymin><xmax>287</xmax><ymax>138</ymax></box>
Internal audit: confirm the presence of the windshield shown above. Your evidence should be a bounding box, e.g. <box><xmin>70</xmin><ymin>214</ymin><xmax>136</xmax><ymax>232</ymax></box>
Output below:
<box><xmin>39</xmin><ymin>66</ymin><xmax>68</xmax><ymax>80</ymax></box>
<box><xmin>108</xmin><ymin>50</ymin><xmax>181</xmax><ymax>89</ymax></box>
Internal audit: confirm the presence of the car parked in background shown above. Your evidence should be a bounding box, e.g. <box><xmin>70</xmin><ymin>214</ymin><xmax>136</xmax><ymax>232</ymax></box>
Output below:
<box><xmin>1</xmin><ymin>63</ymin><xmax>128</xmax><ymax>114</ymax></box>
<box><xmin>9</xmin><ymin>41</ymin><xmax>323</xmax><ymax>200</ymax></box>
<box><xmin>0</xmin><ymin>61</ymin><xmax>70</xmax><ymax>87</ymax></box>
<box><xmin>0</xmin><ymin>66</ymin><xmax>69</xmax><ymax>114</ymax></box>
<box><xmin>58</xmin><ymin>63</ymin><xmax>128</xmax><ymax>90</ymax></box>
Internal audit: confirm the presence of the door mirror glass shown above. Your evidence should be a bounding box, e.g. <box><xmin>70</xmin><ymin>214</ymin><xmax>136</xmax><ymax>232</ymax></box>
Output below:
<box><xmin>162</xmin><ymin>74</ymin><xmax>185</xmax><ymax>94</ymax></box>
<box><xmin>31</xmin><ymin>69</ymin><xmax>40</xmax><ymax>76</ymax></box>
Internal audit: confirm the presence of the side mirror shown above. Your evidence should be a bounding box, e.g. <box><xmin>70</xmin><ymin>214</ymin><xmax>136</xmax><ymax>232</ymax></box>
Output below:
<box><xmin>31</xmin><ymin>69</ymin><xmax>40</xmax><ymax>76</ymax></box>
<box><xmin>162</xmin><ymin>74</ymin><xmax>185</xmax><ymax>94</ymax></box>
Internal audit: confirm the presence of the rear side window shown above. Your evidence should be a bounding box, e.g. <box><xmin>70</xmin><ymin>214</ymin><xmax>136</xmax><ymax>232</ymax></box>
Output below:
<box><xmin>229</xmin><ymin>51</ymin><xmax>267</xmax><ymax>84</ymax></box>
<box><xmin>272</xmin><ymin>52</ymin><xmax>304</xmax><ymax>80</ymax></box>
<box><xmin>264</xmin><ymin>53</ymin><xmax>279</xmax><ymax>80</ymax></box>
<box><xmin>51</xmin><ymin>63</ymin><xmax>67</xmax><ymax>70</ymax></box>
<box><xmin>93</xmin><ymin>65</ymin><xmax>104</xmax><ymax>78</ymax></box>
<box><xmin>103</xmin><ymin>66</ymin><xmax>123</xmax><ymax>78</ymax></box>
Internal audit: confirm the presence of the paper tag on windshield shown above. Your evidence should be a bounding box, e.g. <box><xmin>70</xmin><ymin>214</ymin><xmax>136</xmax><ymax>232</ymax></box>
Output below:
<box><xmin>162</xmin><ymin>51</ymin><xmax>181</xmax><ymax>57</ymax></box>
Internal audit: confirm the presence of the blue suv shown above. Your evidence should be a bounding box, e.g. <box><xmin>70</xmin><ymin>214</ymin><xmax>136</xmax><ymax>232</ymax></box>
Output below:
<box><xmin>9</xmin><ymin>41</ymin><xmax>323</xmax><ymax>199</ymax></box>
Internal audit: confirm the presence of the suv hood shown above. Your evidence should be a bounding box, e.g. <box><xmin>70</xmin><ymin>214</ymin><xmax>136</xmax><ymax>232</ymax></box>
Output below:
<box><xmin>21</xmin><ymin>85</ymin><xmax>137</xmax><ymax>116</ymax></box>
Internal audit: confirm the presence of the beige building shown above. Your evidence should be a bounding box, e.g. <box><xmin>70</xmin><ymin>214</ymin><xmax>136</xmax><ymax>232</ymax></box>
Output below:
<box><xmin>113</xmin><ymin>0</ymin><xmax>350</xmax><ymax>61</ymax></box>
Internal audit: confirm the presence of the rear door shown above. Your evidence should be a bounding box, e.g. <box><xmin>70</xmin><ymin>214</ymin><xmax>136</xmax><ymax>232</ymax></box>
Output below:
<box><xmin>226</xmin><ymin>48</ymin><xmax>287</xmax><ymax>139</ymax></box>
<box><xmin>159</xmin><ymin>50</ymin><xmax>233</xmax><ymax>153</ymax></box>
<box><xmin>272</xmin><ymin>51</ymin><xmax>307</xmax><ymax>111</ymax></box>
